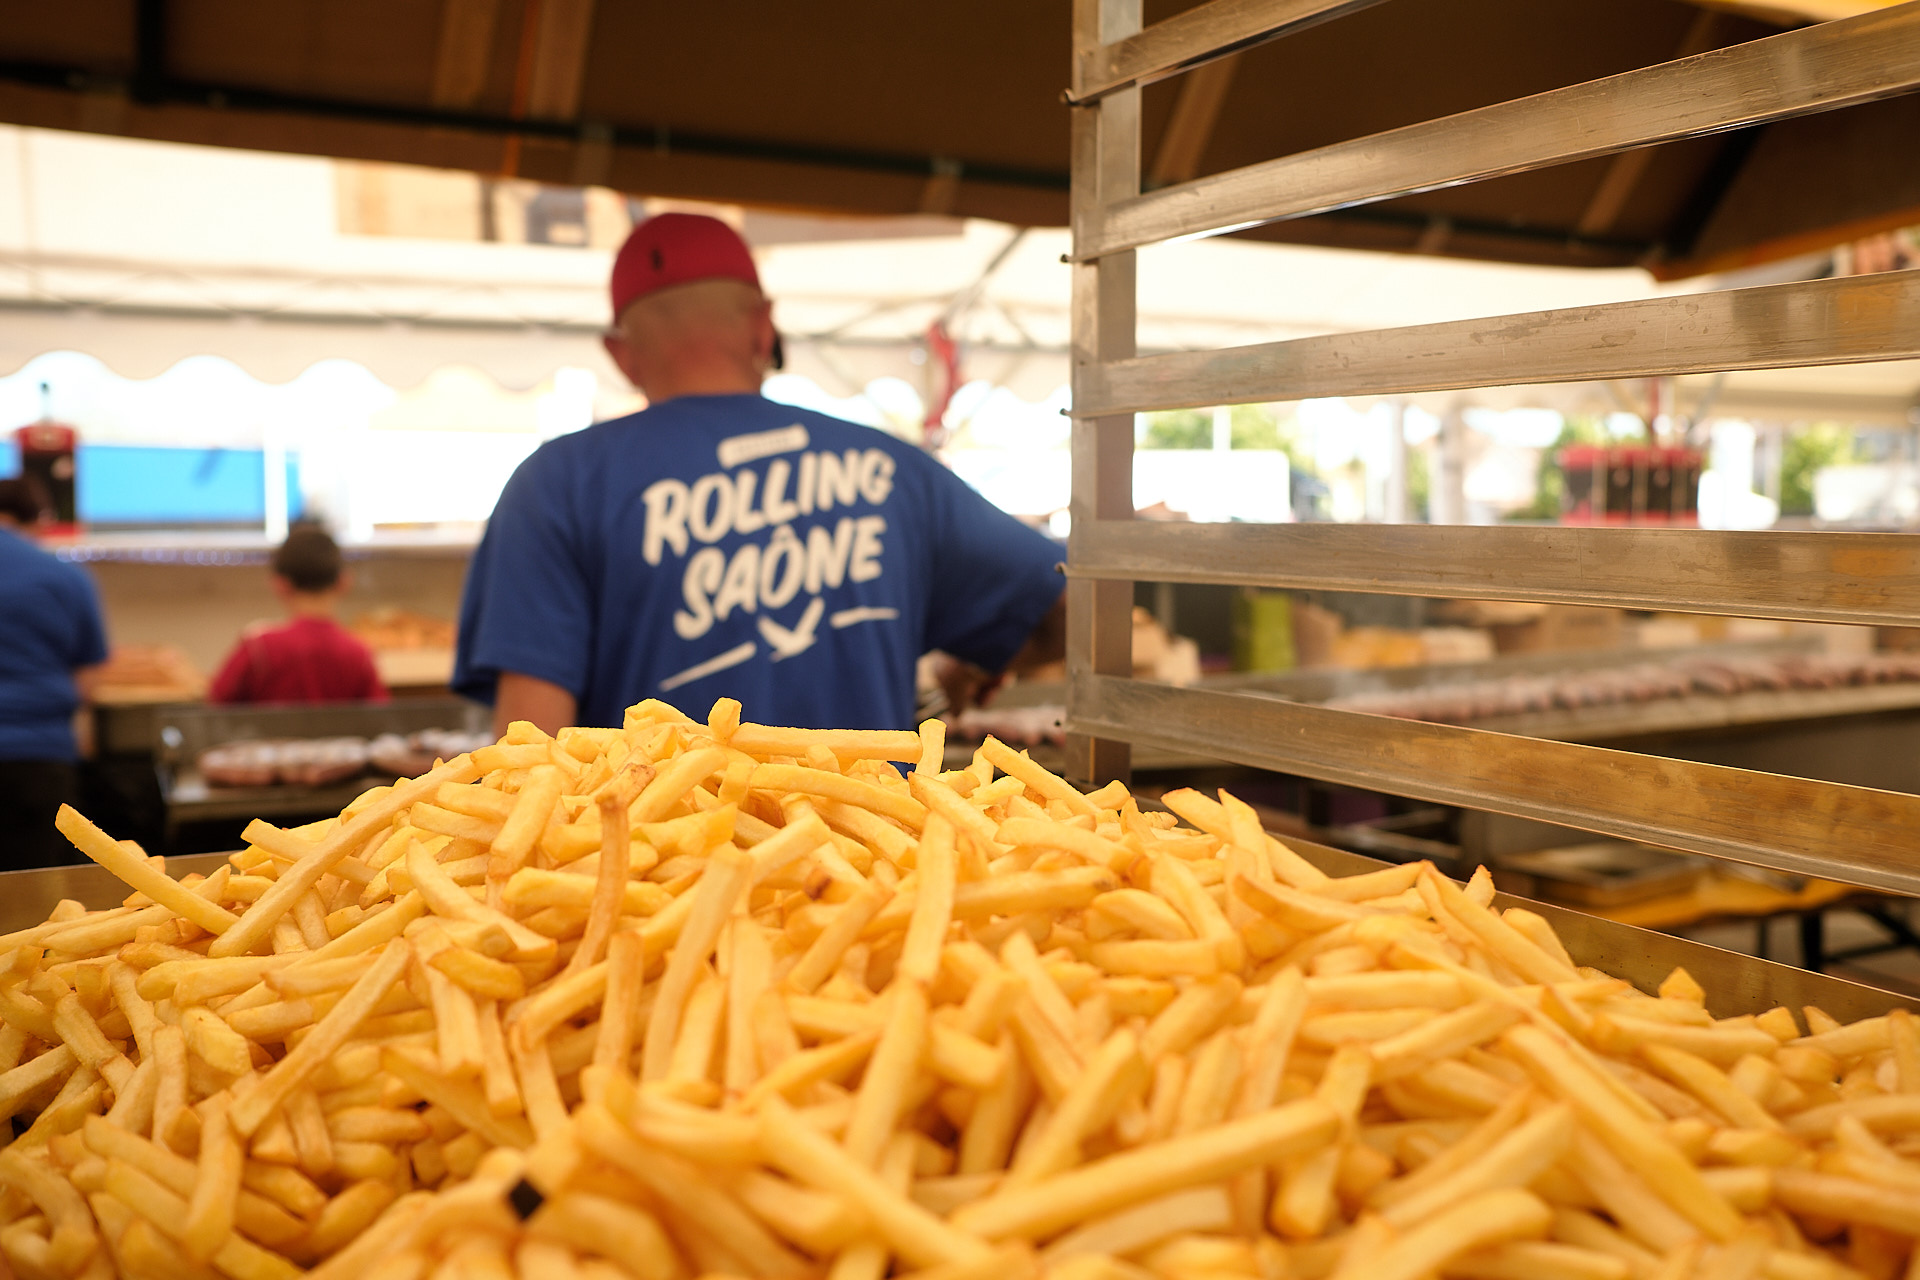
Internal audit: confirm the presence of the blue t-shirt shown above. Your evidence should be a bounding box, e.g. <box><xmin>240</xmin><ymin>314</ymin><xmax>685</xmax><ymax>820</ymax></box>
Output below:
<box><xmin>454</xmin><ymin>395</ymin><xmax>1064</xmax><ymax>730</ymax></box>
<box><xmin>0</xmin><ymin>527</ymin><xmax>109</xmax><ymax>762</ymax></box>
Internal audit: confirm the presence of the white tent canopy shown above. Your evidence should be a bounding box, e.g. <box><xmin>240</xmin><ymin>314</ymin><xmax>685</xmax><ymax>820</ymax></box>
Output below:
<box><xmin>3</xmin><ymin>124</ymin><xmax>1916</xmax><ymax>434</ymax></box>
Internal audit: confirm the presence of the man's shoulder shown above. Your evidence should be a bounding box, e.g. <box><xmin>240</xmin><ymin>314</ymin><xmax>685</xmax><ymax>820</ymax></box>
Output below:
<box><xmin>0</xmin><ymin>533</ymin><xmax>91</xmax><ymax>595</ymax></box>
<box><xmin>528</xmin><ymin>397</ymin><xmax>917</xmax><ymax>474</ymax></box>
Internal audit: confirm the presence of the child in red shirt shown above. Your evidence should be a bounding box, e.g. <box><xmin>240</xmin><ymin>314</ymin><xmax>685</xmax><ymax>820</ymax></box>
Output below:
<box><xmin>209</xmin><ymin>525</ymin><xmax>388</xmax><ymax>705</ymax></box>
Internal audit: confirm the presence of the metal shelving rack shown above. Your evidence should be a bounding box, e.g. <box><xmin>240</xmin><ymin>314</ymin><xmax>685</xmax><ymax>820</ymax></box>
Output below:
<box><xmin>1063</xmin><ymin>0</ymin><xmax>1920</xmax><ymax>898</ymax></box>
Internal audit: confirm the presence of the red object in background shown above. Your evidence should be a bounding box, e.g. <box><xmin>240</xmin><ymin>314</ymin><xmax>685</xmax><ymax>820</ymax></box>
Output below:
<box><xmin>208</xmin><ymin>618</ymin><xmax>389</xmax><ymax>706</ymax></box>
<box><xmin>13</xmin><ymin>422</ymin><xmax>78</xmax><ymax>531</ymax></box>
<box><xmin>1557</xmin><ymin>443</ymin><xmax>1703</xmax><ymax>526</ymax></box>
<box><xmin>1558</xmin><ymin>444</ymin><xmax>1605</xmax><ymax>524</ymax></box>
<box><xmin>922</xmin><ymin>320</ymin><xmax>960</xmax><ymax>450</ymax></box>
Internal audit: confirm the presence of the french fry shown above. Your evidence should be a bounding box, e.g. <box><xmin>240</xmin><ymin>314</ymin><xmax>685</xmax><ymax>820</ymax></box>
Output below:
<box><xmin>0</xmin><ymin>1144</ymin><xmax>98</xmax><ymax>1275</ymax></box>
<box><xmin>640</xmin><ymin>846</ymin><xmax>753</xmax><ymax>1080</ymax></box>
<box><xmin>1506</xmin><ymin>1024</ymin><xmax>1744</xmax><ymax>1240</ymax></box>
<box><xmin>57</xmin><ymin>806</ymin><xmax>240</xmax><ymax>937</ymax></box>
<box><xmin>571</xmin><ymin>1102</ymin><xmax>812</xmax><ymax>1278</ymax></box>
<box><xmin>1173</xmin><ymin>1031</ymin><xmax>1240</xmax><ymax>1139</ymax></box>
<box><xmin>842</xmin><ymin>978</ymin><xmax>931</xmax><ymax>1166</ymax></box>
<box><xmin>403</xmin><ymin>838</ymin><xmax>555</xmax><ymax>963</ymax></box>
<box><xmin>216</xmin><ymin>757</ymin><xmax>479</xmax><ymax>958</ymax></box>
<box><xmin>732</xmin><ymin>724</ymin><xmax>922</xmax><ymax>763</ymax></box>
<box><xmin>181</xmin><ymin>1005</ymin><xmax>255</xmax><ymax>1078</ymax></box>
<box><xmin>181</xmin><ymin>1096</ymin><xmax>243</xmax><ymax>1262</ymax></box>
<box><xmin>750</xmin><ymin>764</ymin><xmax>925</xmax><ymax>831</ymax></box>
<box><xmin>954</xmin><ymin>1097</ymin><xmax>1337</xmax><ymax>1240</ymax></box>
<box><xmin>1441</xmin><ymin>1240</ymin><xmax>1630</xmax><ymax>1280</ymax></box>
<box><xmin>230</xmin><ymin>941</ymin><xmax>410</xmax><ymax>1137</ymax></box>
<box><xmin>724</xmin><ymin>920</ymin><xmax>774</xmax><ymax>1096</ymax></box>
<box><xmin>977</xmin><ymin>738</ymin><xmax>1094</xmax><ymax>818</ymax></box>
<box><xmin>564</xmin><ymin>772</ymin><xmax>645</xmax><ymax>979</ymax></box>
<box><xmin>509</xmin><ymin>1036</ymin><xmax>569</xmax><ymax>1144</ymax></box>
<box><xmin>733</xmin><ymin>1167</ymin><xmax>865</xmax><ymax>1255</ymax></box>
<box><xmin>759</xmin><ymin>1098</ymin><xmax>992</xmax><ymax>1268</ymax></box>
<box><xmin>105</xmin><ymin>1159</ymin><xmax>302</xmax><ymax>1280</ymax></box>
<box><xmin>787</xmin><ymin>886</ymin><xmax>891</xmax><ymax>995</ymax></box>
<box><xmin>1371</xmin><ymin>1001</ymin><xmax>1525</xmax><ymax>1082</ymax></box>
<box><xmin>899</xmin><ymin>816</ymin><xmax>957</xmax><ymax>985</ymax></box>
<box><xmin>914</xmin><ymin>718</ymin><xmax>946</xmax><ymax>777</ymax></box>
<box><xmin>1271</xmin><ymin>1043</ymin><xmax>1372</xmax><ymax>1238</ymax></box>
<box><xmin>994</xmin><ymin>818</ymin><xmax>1130</xmax><ymax>874</ymax></box>
<box><xmin>1038</xmin><ymin>1186</ymin><xmax>1233</xmax><ymax>1264</ymax></box>
<box><xmin>1379</xmin><ymin>1103</ymin><xmax>1572</xmax><ymax>1229</ymax></box>
<box><xmin>1332</xmin><ymin>1189</ymin><xmax>1551</xmax><ymax>1280</ymax></box>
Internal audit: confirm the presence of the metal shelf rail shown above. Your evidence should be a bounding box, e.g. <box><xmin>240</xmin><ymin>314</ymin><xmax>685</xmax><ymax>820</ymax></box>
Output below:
<box><xmin>1063</xmin><ymin>0</ymin><xmax>1920</xmax><ymax>895</ymax></box>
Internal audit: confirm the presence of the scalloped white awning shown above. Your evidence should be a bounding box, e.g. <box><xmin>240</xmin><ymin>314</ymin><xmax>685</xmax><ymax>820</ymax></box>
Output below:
<box><xmin>2</xmin><ymin>127</ymin><xmax>1914</xmax><ymax>426</ymax></box>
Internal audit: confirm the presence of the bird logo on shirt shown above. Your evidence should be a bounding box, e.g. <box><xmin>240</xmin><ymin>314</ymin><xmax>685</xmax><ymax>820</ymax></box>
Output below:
<box><xmin>758</xmin><ymin>597</ymin><xmax>824</xmax><ymax>660</ymax></box>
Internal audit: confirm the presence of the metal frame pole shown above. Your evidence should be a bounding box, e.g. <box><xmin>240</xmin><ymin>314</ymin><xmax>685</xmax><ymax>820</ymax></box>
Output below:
<box><xmin>1065</xmin><ymin>0</ymin><xmax>1142</xmax><ymax>785</ymax></box>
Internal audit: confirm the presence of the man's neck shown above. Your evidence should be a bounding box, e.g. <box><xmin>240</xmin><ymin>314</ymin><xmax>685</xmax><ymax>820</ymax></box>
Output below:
<box><xmin>286</xmin><ymin>594</ymin><xmax>337</xmax><ymax>620</ymax></box>
<box><xmin>640</xmin><ymin>363</ymin><xmax>763</xmax><ymax>404</ymax></box>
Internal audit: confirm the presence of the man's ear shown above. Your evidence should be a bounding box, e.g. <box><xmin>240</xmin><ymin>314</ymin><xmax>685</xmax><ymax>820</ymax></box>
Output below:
<box><xmin>753</xmin><ymin>298</ymin><xmax>779</xmax><ymax>372</ymax></box>
<box><xmin>603</xmin><ymin>330</ymin><xmax>642</xmax><ymax>388</ymax></box>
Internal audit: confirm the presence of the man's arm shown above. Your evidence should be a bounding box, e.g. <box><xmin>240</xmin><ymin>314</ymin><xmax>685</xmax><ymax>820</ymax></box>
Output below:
<box><xmin>934</xmin><ymin>591</ymin><xmax>1067</xmax><ymax>715</ymax></box>
<box><xmin>1003</xmin><ymin>592</ymin><xmax>1067</xmax><ymax>676</ymax></box>
<box><xmin>494</xmin><ymin>671</ymin><xmax>577</xmax><ymax>739</ymax></box>
<box><xmin>71</xmin><ymin>663</ymin><xmax>104</xmax><ymax>759</ymax></box>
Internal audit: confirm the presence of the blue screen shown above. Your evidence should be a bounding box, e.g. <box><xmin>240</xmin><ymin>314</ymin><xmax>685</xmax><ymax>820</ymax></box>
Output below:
<box><xmin>75</xmin><ymin>445</ymin><xmax>302</xmax><ymax>525</ymax></box>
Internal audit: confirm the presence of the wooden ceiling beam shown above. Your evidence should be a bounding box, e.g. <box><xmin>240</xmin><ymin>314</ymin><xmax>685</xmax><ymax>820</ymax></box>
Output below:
<box><xmin>526</xmin><ymin>0</ymin><xmax>598</xmax><ymax>121</ymax></box>
<box><xmin>1575</xmin><ymin>9</ymin><xmax>1726</xmax><ymax>237</ymax></box>
<box><xmin>1689</xmin><ymin>0</ymin><xmax>1904</xmax><ymax>24</ymax></box>
<box><xmin>1148</xmin><ymin>55</ymin><xmax>1240</xmax><ymax>189</ymax></box>
<box><xmin>431</xmin><ymin>0</ymin><xmax>504</xmax><ymax>111</ymax></box>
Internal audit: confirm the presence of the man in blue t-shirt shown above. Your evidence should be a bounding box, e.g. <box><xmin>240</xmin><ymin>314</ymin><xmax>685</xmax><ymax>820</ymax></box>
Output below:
<box><xmin>455</xmin><ymin>214</ymin><xmax>1065</xmax><ymax>734</ymax></box>
<box><xmin>0</xmin><ymin>478</ymin><xmax>108</xmax><ymax>868</ymax></box>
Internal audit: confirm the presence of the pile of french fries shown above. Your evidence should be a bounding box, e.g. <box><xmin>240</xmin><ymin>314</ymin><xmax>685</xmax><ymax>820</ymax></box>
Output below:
<box><xmin>2</xmin><ymin>697</ymin><xmax>1918</xmax><ymax>1279</ymax></box>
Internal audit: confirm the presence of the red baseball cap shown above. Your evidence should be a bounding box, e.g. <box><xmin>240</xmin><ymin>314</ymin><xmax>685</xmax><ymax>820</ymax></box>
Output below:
<box><xmin>609</xmin><ymin>213</ymin><xmax>762</xmax><ymax>322</ymax></box>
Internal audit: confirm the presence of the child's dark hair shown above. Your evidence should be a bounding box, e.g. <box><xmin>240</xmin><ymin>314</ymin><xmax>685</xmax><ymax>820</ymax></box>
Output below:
<box><xmin>271</xmin><ymin>524</ymin><xmax>344</xmax><ymax>592</ymax></box>
<box><xmin>0</xmin><ymin>477</ymin><xmax>51</xmax><ymax>526</ymax></box>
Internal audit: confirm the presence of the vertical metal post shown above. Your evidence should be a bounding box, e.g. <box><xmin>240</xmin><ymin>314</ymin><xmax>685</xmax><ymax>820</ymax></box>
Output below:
<box><xmin>1066</xmin><ymin>0</ymin><xmax>1141</xmax><ymax>785</ymax></box>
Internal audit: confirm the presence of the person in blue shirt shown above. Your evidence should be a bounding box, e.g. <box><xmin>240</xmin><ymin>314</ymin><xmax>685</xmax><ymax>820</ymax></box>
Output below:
<box><xmin>455</xmin><ymin>213</ymin><xmax>1066</xmax><ymax>735</ymax></box>
<box><xmin>0</xmin><ymin>477</ymin><xmax>108</xmax><ymax>868</ymax></box>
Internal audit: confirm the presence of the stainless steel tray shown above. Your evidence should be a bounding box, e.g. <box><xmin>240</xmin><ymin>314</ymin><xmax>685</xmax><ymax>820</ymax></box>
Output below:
<box><xmin>0</xmin><ymin>853</ymin><xmax>231</xmax><ymax>927</ymax></box>
<box><xmin>4</xmin><ymin>844</ymin><xmax>1910</xmax><ymax>1025</ymax></box>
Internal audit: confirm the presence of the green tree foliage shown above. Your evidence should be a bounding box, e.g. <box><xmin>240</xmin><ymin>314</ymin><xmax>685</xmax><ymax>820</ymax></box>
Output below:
<box><xmin>1405</xmin><ymin>439</ymin><xmax>1430</xmax><ymax>522</ymax></box>
<box><xmin>1140</xmin><ymin>404</ymin><xmax>1297</xmax><ymax>454</ymax></box>
<box><xmin>1139</xmin><ymin>409</ymin><xmax>1212</xmax><ymax>450</ymax></box>
<box><xmin>1779</xmin><ymin>423</ymin><xmax>1856</xmax><ymax>516</ymax></box>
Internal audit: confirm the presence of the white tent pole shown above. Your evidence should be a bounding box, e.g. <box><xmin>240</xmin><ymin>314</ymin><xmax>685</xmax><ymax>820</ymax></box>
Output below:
<box><xmin>1384</xmin><ymin>400</ymin><xmax>1410</xmax><ymax>524</ymax></box>
<box><xmin>262</xmin><ymin>419</ymin><xmax>289</xmax><ymax>544</ymax></box>
<box><xmin>1432</xmin><ymin>404</ymin><xmax>1468</xmax><ymax>525</ymax></box>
